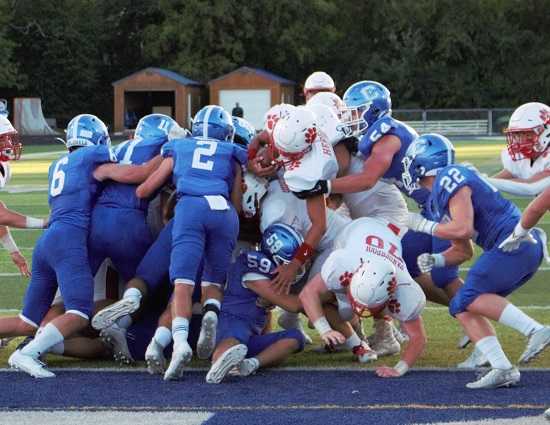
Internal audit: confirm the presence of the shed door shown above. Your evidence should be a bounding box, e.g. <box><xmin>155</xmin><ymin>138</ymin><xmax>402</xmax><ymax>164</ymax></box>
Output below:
<box><xmin>219</xmin><ymin>89</ymin><xmax>270</xmax><ymax>130</ymax></box>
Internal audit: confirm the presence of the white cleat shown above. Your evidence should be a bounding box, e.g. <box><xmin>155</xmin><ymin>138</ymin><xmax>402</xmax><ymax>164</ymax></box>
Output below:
<box><xmin>233</xmin><ymin>357</ymin><xmax>259</xmax><ymax>377</ymax></box>
<box><xmin>197</xmin><ymin>311</ymin><xmax>218</xmax><ymax>360</ymax></box>
<box><xmin>457</xmin><ymin>334</ymin><xmax>471</xmax><ymax>349</ymax></box>
<box><xmin>352</xmin><ymin>341</ymin><xmax>378</xmax><ymax>363</ymax></box>
<box><xmin>277</xmin><ymin>312</ymin><xmax>313</xmax><ymax>345</ymax></box>
<box><xmin>544</xmin><ymin>407</ymin><xmax>550</xmax><ymax>419</ymax></box>
<box><xmin>164</xmin><ymin>341</ymin><xmax>192</xmax><ymax>381</ymax></box>
<box><xmin>91</xmin><ymin>298</ymin><xmax>140</xmax><ymax>331</ymax></box>
<box><xmin>519</xmin><ymin>326</ymin><xmax>550</xmax><ymax>364</ymax></box>
<box><xmin>206</xmin><ymin>344</ymin><xmax>248</xmax><ymax>384</ymax></box>
<box><xmin>100</xmin><ymin>324</ymin><xmax>134</xmax><ymax>365</ymax></box>
<box><xmin>457</xmin><ymin>348</ymin><xmax>489</xmax><ymax>369</ymax></box>
<box><xmin>466</xmin><ymin>367</ymin><xmax>520</xmax><ymax>389</ymax></box>
<box><xmin>145</xmin><ymin>339</ymin><xmax>166</xmax><ymax>375</ymax></box>
<box><xmin>8</xmin><ymin>350</ymin><xmax>55</xmax><ymax>378</ymax></box>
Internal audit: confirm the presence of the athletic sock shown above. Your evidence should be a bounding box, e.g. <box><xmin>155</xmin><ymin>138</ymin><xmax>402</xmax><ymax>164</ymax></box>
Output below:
<box><xmin>153</xmin><ymin>326</ymin><xmax>172</xmax><ymax>348</ymax></box>
<box><xmin>475</xmin><ymin>336</ymin><xmax>512</xmax><ymax>369</ymax></box>
<box><xmin>123</xmin><ymin>287</ymin><xmax>142</xmax><ymax>304</ymax></box>
<box><xmin>48</xmin><ymin>341</ymin><xmax>64</xmax><ymax>355</ymax></box>
<box><xmin>21</xmin><ymin>323</ymin><xmax>64</xmax><ymax>358</ymax></box>
<box><xmin>345</xmin><ymin>332</ymin><xmax>362</xmax><ymax>350</ymax></box>
<box><xmin>247</xmin><ymin>357</ymin><xmax>260</xmax><ymax>371</ymax></box>
<box><xmin>498</xmin><ymin>304</ymin><xmax>544</xmax><ymax>337</ymax></box>
<box><xmin>115</xmin><ymin>315</ymin><xmax>133</xmax><ymax>330</ymax></box>
<box><xmin>172</xmin><ymin>317</ymin><xmax>189</xmax><ymax>346</ymax></box>
<box><xmin>203</xmin><ymin>298</ymin><xmax>221</xmax><ymax>312</ymax></box>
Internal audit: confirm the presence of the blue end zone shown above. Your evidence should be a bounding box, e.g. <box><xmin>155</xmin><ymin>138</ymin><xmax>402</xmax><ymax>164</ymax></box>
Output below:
<box><xmin>1</xmin><ymin>369</ymin><xmax>548</xmax><ymax>424</ymax></box>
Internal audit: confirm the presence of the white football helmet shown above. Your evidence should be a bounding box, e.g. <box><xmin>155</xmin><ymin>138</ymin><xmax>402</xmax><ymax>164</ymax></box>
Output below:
<box><xmin>304</xmin><ymin>71</ymin><xmax>335</xmax><ymax>92</ymax></box>
<box><xmin>0</xmin><ymin>161</ymin><xmax>11</xmax><ymax>189</ymax></box>
<box><xmin>306</xmin><ymin>103</ymin><xmax>349</xmax><ymax>146</ymax></box>
<box><xmin>263</xmin><ymin>103</ymin><xmax>296</xmax><ymax>134</ymax></box>
<box><xmin>307</xmin><ymin>92</ymin><xmax>345</xmax><ymax>118</ymax></box>
<box><xmin>505</xmin><ymin>102</ymin><xmax>550</xmax><ymax>161</ymax></box>
<box><xmin>272</xmin><ymin>106</ymin><xmax>317</xmax><ymax>161</ymax></box>
<box><xmin>348</xmin><ymin>255</ymin><xmax>396</xmax><ymax>318</ymax></box>
<box><xmin>0</xmin><ymin>116</ymin><xmax>21</xmax><ymax>161</ymax></box>
<box><xmin>242</xmin><ymin>172</ymin><xmax>269</xmax><ymax>218</ymax></box>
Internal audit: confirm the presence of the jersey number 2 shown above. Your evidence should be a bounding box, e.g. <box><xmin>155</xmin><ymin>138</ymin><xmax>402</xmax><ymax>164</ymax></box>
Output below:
<box><xmin>192</xmin><ymin>140</ymin><xmax>218</xmax><ymax>171</ymax></box>
<box><xmin>440</xmin><ymin>168</ymin><xmax>465</xmax><ymax>193</ymax></box>
<box><xmin>50</xmin><ymin>156</ymin><xmax>69</xmax><ymax>197</ymax></box>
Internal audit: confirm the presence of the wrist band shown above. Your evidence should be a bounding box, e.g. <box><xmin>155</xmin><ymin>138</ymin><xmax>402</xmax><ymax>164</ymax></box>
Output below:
<box><xmin>0</xmin><ymin>233</ymin><xmax>18</xmax><ymax>254</ymax></box>
<box><xmin>293</xmin><ymin>242</ymin><xmax>314</xmax><ymax>265</ymax></box>
<box><xmin>394</xmin><ymin>360</ymin><xmax>409</xmax><ymax>376</ymax></box>
<box><xmin>514</xmin><ymin>221</ymin><xmax>529</xmax><ymax>237</ymax></box>
<box><xmin>248</xmin><ymin>147</ymin><xmax>258</xmax><ymax>160</ymax></box>
<box><xmin>26</xmin><ymin>217</ymin><xmax>45</xmax><ymax>229</ymax></box>
<box><xmin>313</xmin><ymin>317</ymin><xmax>332</xmax><ymax>335</ymax></box>
<box><xmin>432</xmin><ymin>253</ymin><xmax>446</xmax><ymax>267</ymax></box>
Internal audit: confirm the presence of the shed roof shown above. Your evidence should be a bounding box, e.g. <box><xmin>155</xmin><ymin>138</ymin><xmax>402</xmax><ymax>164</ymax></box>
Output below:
<box><xmin>112</xmin><ymin>67</ymin><xmax>202</xmax><ymax>87</ymax></box>
<box><xmin>209</xmin><ymin>66</ymin><xmax>295</xmax><ymax>85</ymax></box>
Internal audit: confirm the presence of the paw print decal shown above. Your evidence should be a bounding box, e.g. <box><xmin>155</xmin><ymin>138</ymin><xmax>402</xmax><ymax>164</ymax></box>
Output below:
<box><xmin>304</xmin><ymin>127</ymin><xmax>317</xmax><ymax>144</ymax></box>
<box><xmin>339</xmin><ymin>271</ymin><xmax>353</xmax><ymax>287</ymax></box>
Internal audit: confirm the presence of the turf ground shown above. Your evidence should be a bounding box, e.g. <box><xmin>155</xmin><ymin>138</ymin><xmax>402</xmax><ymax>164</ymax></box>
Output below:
<box><xmin>0</xmin><ymin>140</ymin><xmax>549</xmax><ymax>424</ymax></box>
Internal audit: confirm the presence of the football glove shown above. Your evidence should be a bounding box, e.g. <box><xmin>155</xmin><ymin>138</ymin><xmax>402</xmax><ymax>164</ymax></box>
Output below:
<box><xmin>417</xmin><ymin>253</ymin><xmax>445</xmax><ymax>273</ymax></box>
<box><xmin>407</xmin><ymin>212</ymin><xmax>438</xmax><ymax>235</ymax></box>
<box><xmin>498</xmin><ymin>222</ymin><xmax>537</xmax><ymax>252</ymax></box>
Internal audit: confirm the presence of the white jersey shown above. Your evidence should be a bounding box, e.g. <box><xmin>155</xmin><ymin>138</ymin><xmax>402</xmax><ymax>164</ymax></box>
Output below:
<box><xmin>501</xmin><ymin>148</ymin><xmax>550</xmax><ymax>179</ymax></box>
<box><xmin>261</xmin><ymin>178</ymin><xmax>350</xmax><ymax>253</ymax></box>
<box><xmin>321</xmin><ymin>217</ymin><xmax>425</xmax><ymax>323</ymax></box>
<box><xmin>283</xmin><ymin>137</ymin><xmax>338</xmax><ymax>192</ymax></box>
<box><xmin>343</xmin><ymin>156</ymin><xmax>408</xmax><ymax>226</ymax></box>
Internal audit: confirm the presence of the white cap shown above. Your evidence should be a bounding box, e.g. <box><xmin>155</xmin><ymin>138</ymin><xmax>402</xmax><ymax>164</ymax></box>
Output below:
<box><xmin>304</xmin><ymin>71</ymin><xmax>335</xmax><ymax>91</ymax></box>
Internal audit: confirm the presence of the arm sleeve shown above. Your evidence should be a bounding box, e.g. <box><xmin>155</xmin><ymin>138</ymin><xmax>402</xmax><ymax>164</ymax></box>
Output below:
<box><xmin>487</xmin><ymin>176</ymin><xmax>550</xmax><ymax>197</ymax></box>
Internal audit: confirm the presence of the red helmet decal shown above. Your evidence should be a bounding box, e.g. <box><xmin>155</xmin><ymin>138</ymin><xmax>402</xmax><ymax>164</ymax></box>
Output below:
<box><xmin>338</xmin><ymin>271</ymin><xmax>353</xmax><ymax>288</ymax></box>
<box><xmin>540</xmin><ymin>108</ymin><xmax>550</xmax><ymax>125</ymax></box>
<box><xmin>304</xmin><ymin>127</ymin><xmax>317</xmax><ymax>144</ymax></box>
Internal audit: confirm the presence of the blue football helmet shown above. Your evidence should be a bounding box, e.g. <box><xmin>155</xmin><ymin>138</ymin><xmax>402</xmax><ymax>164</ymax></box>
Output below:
<box><xmin>66</xmin><ymin>114</ymin><xmax>110</xmax><ymax>148</ymax></box>
<box><xmin>192</xmin><ymin>105</ymin><xmax>234</xmax><ymax>142</ymax></box>
<box><xmin>401</xmin><ymin>133</ymin><xmax>456</xmax><ymax>194</ymax></box>
<box><xmin>261</xmin><ymin>223</ymin><xmax>306</xmax><ymax>283</ymax></box>
<box><xmin>232</xmin><ymin>116</ymin><xmax>255</xmax><ymax>147</ymax></box>
<box><xmin>135</xmin><ymin>114</ymin><xmax>180</xmax><ymax>141</ymax></box>
<box><xmin>341</xmin><ymin>81</ymin><xmax>392</xmax><ymax>137</ymax></box>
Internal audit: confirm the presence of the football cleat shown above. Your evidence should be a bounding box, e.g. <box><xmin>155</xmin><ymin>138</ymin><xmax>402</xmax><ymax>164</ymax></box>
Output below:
<box><xmin>145</xmin><ymin>339</ymin><xmax>166</xmax><ymax>375</ymax></box>
<box><xmin>370</xmin><ymin>319</ymin><xmax>400</xmax><ymax>357</ymax></box>
<box><xmin>391</xmin><ymin>322</ymin><xmax>409</xmax><ymax>344</ymax></box>
<box><xmin>544</xmin><ymin>407</ymin><xmax>550</xmax><ymax>419</ymax></box>
<box><xmin>519</xmin><ymin>326</ymin><xmax>550</xmax><ymax>364</ymax></box>
<box><xmin>197</xmin><ymin>311</ymin><xmax>218</xmax><ymax>360</ymax></box>
<box><xmin>206</xmin><ymin>344</ymin><xmax>248</xmax><ymax>384</ymax></box>
<box><xmin>164</xmin><ymin>341</ymin><xmax>192</xmax><ymax>381</ymax></box>
<box><xmin>352</xmin><ymin>341</ymin><xmax>378</xmax><ymax>363</ymax></box>
<box><xmin>466</xmin><ymin>367</ymin><xmax>520</xmax><ymax>389</ymax></box>
<box><xmin>92</xmin><ymin>298</ymin><xmax>140</xmax><ymax>331</ymax></box>
<box><xmin>233</xmin><ymin>357</ymin><xmax>259</xmax><ymax>377</ymax></box>
<box><xmin>8</xmin><ymin>350</ymin><xmax>55</xmax><ymax>378</ymax></box>
<box><xmin>100</xmin><ymin>324</ymin><xmax>134</xmax><ymax>365</ymax></box>
<box><xmin>457</xmin><ymin>348</ymin><xmax>489</xmax><ymax>369</ymax></box>
<box><xmin>277</xmin><ymin>311</ymin><xmax>313</xmax><ymax>345</ymax></box>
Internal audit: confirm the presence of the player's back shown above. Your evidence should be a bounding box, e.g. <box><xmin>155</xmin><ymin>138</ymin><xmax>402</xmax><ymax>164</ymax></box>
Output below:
<box><xmin>166</xmin><ymin>136</ymin><xmax>247</xmax><ymax>198</ymax></box>
<box><xmin>97</xmin><ymin>137</ymin><xmax>163</xmax><ymax>210</ymax></box>
<box><xmin>358</xmin><ymin>116</ymin><xmax>429</xmax><ymax>207</ymax></box>
<box><xmin>430</xmin><ymin>164</ymin><xmax>521</xmax><ymax>251</ymax></box>
<box><xmin>48</xmin><ymin>145</ymin><xmax>115</xmax><ymax>229</ymax></box>
<box><xmin>221</xmin><ymin>251</ymin><xmax>276</xmax><ymax>331</ymax></box>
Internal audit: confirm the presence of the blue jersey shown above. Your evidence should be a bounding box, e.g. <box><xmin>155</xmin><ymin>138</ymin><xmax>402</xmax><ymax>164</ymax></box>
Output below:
<box><xmin>221</xmin><ymin>251</ymin><xmax>277</xmax><ymax>332</ymax></box>
<box><xmin>96</xmin><ymin>137</ymin><xmax>164</xmax><ymax>210</ymax></box>
<box><xmin>358</xmin><ymin>116</ymin><xmax>428</xmax><ymax>206</ymax></box>
<box><xmin>428</xmin><ymin>165</ymin><xmax>521</xmax><ymax>251</ymax></box>
<box><xmin>162</xmin><ymin>137</ymin><xmax>247</xmax><ymax>198</ymax></box>
<box><xmin>47</xmin><ymin>145</ymin><xmax>116</xmax><ymax>229</ymax></box>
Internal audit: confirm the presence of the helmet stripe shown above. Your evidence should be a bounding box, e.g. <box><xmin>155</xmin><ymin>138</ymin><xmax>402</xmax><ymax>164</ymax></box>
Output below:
<box><xmin>202</xmin><ymin>106</ymin><xmax>214</xmax><ymax>139</ymax></box>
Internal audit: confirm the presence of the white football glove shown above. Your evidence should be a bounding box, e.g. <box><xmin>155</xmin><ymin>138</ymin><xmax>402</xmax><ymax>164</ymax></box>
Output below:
<box><xmin>498</xmin><ymin>222</ymin><xmax>537</xmax><ymax>252</ymax></box>
<box><xmin>417</xmin><ymin>253</ymin><xmax>445</xmax><ymax>273</ymax></box>
<box><xmin>407</xmin><ymin>212</ymin><xmax>438</xmax><ymax>235</ymax></box>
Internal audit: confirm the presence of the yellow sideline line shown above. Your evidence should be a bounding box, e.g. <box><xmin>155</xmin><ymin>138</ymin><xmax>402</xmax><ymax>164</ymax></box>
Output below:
<box><xmin>4</xmin><ymin>404</ymin><xmax>546</xmax><ymax>412</ymax></box>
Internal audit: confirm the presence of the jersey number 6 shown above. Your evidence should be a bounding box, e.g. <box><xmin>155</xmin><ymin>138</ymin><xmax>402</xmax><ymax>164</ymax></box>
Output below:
<box><xmin>50</xmin><ymin>156</ymin><xmax>69</xmax><ymax>197</ymax></box>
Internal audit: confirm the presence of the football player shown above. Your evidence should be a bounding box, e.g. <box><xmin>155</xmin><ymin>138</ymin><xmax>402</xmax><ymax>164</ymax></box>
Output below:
<box><xmin>402</xmin><ymin>133</ymin><xmax>550</xmax><ymax>389</ymax></box>
<box><xmin>300</xmin><ymin>217</ymin><xmax>427</xmax><ymax>377</ymax></box>
<box><xmin>7</xmin><ymin>114</ymin><xmax>156</xmax><ymax>378</ymax></box>
<box><xmin>303</xmin><ymin>71</ymin><xmax>336</xmax><ymax>102</ymax></box>
<box><xmin>293</xmin><ymin>81</ymin><xmax>459</xmax><ymax>309</ymax></box>
<box><xmin>0</xmin><ymin>116</ymin><xmax>47</xmax><ymax>276</ymax></box>
<box><xmin>205</xmin><ymin>223</ymin><xmax>306</xmax><ymax>384</ymax></box>
<box><xmin>485</xmin><ymin>102</ymin><xmax>550</xmax><ymax>197</ymax></box>
<box><xmin>136</xmin><ymin>105</ymin><xmax>247</xmax><ymax>380</ymax></box>
<box><xmin>88</xmin><ymin>114</ymin><xmax>185</xmax><ymax>344</ymax></box>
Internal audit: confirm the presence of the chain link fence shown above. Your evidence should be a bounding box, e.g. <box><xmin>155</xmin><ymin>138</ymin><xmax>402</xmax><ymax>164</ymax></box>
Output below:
<box><xmin>392</xmin><ymin>108</ymin><xmax>514</xmax><ymax>137</ymax></box>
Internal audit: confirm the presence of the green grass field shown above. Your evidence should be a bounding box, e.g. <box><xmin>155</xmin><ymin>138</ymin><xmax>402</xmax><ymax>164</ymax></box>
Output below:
<box><xmin>0</xmin><ymin>139</ymin><xmax>549</xmax><ymax>369</ymax></box>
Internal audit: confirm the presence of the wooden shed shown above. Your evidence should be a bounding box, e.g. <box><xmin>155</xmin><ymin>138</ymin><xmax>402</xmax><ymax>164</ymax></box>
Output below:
<box><xmin>112</xmin><ymin>67</ymin><xmax>204</xmax><ymax>132</ymax></box>
<box><xmin>209</xmin><ymin>66</ymin><xmax>295</xmax><ymax>129</ymax></box>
